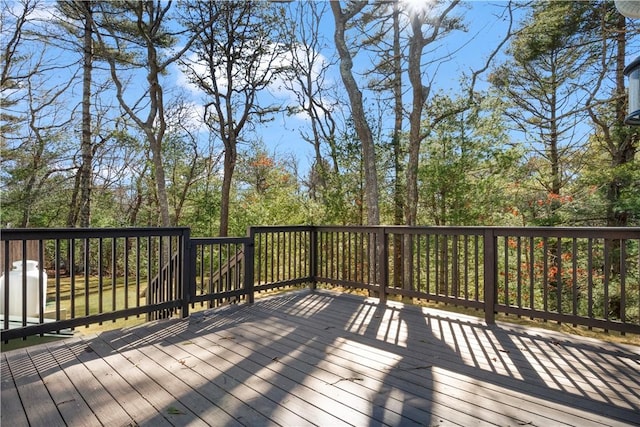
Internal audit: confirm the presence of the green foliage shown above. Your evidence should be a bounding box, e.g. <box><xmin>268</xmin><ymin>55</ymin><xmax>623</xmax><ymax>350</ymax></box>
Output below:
<box><xmin>227</xmin><ymin>144</ymin><xmax>313</xmax><ymax>236</ymax></box>
<box><xmin>511</xmin><ymin>1</ymin><xmax>593</xmax><ymax>63</ymax></box>
<box><xmin>497</xmin><ymin>235</ymin><xmax>640</xmax><ymax>323</ymax></box>
<box><xmin>1</xmin><ymin>1</ymin><xmax>638</xmax><ymax>233</ymax></box>
<box><xmin>581</xmin><ymin>159</ymin><xmax>640</xmax><ymax>226</ymax></box>
<box><xmin>94</xmin><ymin>1</ymin><xmax>176</xmax><ymax>64</ymax></box>
<box><xmin>489</xmin><ymin>1</ymin><xmax>617</xmax><ymax>226</ymax></box>
<box><xmin>417</xmin><ymin>92</ymin><xmax>517</xmax><ymax>225</ymax></box>
<box><xmin>1</xmin><ymin>125</ymin><xmax>73</xmax><ymax>227</ymax></box>
<box><xmin>304</xmin><ymin>119</ymin><xmax>375</xmax><ymax>226</ymax></box>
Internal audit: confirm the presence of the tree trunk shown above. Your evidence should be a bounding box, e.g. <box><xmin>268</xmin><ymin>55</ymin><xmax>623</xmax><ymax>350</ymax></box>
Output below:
<box><xmin>405</xmin><ymin>63</ymin><xmax>422</xmax><ymax>296</ymax></box>
<box><xmin>331</xmin><ymin>1</ymin><xmax>380</xmax><ymax>226</ymax></box>
<box><xmin>79</xmin><ymin>0</ymin><xmax>93</xmax><ymax>228</ymax></box>
<box><xmin>405</xmin><ymin>13</ymin><xmax>427</xmax><ymax>227</ymax></box>
<box><xmin>219</xmin><ymin>141</ymin><xmax>236</xmax><ymax>237</ymax></box>
<box><xmin>607</xmin><ymin>13</ymin><xmax>637</xmax><ymax>227</ymax></box>
<box><xmin>147</xmin><ymin>131</ymin><xmax>171</xmax><ymax>227</ymax></box>
<box><xmin>94</xmin><ymin>1</ymin><xmax>181</xmax><ymax>228</ymax></box>
<box><xmin>392</xmin><ymin>1</ymin><xmax>404</xmax><ymax>226</ymax></box>
<box><xmin>549</xmin><ymin>75</ymin><xmax>562</xmax><ymax>222</ymax></box>
<box><xmin>392</xmin><ymin>3</ymin><xmax>410</xmax><ymax>300</ymax></box>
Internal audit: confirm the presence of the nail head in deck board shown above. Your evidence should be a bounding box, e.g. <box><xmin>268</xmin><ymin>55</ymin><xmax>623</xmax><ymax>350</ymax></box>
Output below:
<box><xmin>2</xmin><ymin>289</ymin><xmax>639</xmax><ymax>427</ymax></box>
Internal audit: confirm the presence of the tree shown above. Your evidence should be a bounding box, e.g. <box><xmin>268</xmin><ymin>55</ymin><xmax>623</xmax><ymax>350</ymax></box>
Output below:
<box><xmin>93</xmin><ymin>0</ymin><xmax>197</xmax><ymax>227</ymax></box>
<box><xmin>231</xmin><ymin>143</ymin><xmax>311</xmax><ymax>235</ymax></box>
<box><xmin>585</xmin><ymin>3</ymin><xmax>640</xmax><ymax>226</ymax></box>
<box><xmin>281</xmin><ymin>1</ymin><xmax>340</xmax><ymax>202</ymax></box>
<box><xmin>331</xmin><ymin>1</ymin><xmax>380</xmax><ymax>226</ymax></box>
<box><xmin>1</xmin><ymin>0</ymin><xmax>37</xmax><ymax>141</ymax></box>
<box><xmin>491</xmin><ymin>1</ymin><xmax>600</xmax><ymax>225</ymax></box>
<box><xmin>0</xmin><ymin>0</ymin><xmax>78</xmax><ymax>227</ymax></box>
<box><xmin>2</xmin><ymin>63</ymin><xmax>76</xmax><ymax>227</ymax></box>
<box><xmin>181</xmin><ymin>0</ymin><xmax>287</xmax><ymax>236</ymax></box>
<box><xmin>418</xmin><ymin>93</ymin><xmax>514</xmax><ymax>225</ymax></box>
<box><xmin>163</xmin><ymin>95</ymin><xmax>213</xmax><ymax>225</ymax></box>
<box><xmin>55</xmin><ymin>0</ymin><xmax>95</xmax><ymax>227</ymax></box>
<box><xmin>404</xmin><ymin>0</ymin><xmax>463</xmax><ymax>227</ymax></box>
<box><xmin>349</xmin><ymin>1</ymin><xmax>407</xmax><ymax>226</ymax></box>
<box><xmin>416</xmin><ymin>93</ymin><xmax>516</xmax><ymax>294</ymax></box>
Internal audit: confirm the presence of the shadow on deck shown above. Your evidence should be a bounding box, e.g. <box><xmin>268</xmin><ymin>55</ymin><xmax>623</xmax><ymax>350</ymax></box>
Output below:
<box><xmin>2</xmin><ymin>289</ymin><xmax>639</xmax><ymax>426</ymax></box>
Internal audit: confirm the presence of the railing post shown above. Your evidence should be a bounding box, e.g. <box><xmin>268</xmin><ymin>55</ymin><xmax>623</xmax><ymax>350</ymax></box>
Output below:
<box><xmin>483</xmin><ymin>228</ymin><xmax>497</xmax><ymax>325</ymax></box>
<box><xmin>378</xmin><ymin>227</ymin><xmax>388</xmax><ymax>304</ymax></box>
<box><xmin>181</xmin><ymin>228</ymin><xmax>191</xmax><ymax>318</ymax></box>
<box><xmin>309</xmin><ymin>226</ymin><xmax>317</xmax><ymax>290</ymax></box>
<box><xmin>245</xmin><ymin>228</ymin><xmax>256</xmax><ymax>303</ymax></box>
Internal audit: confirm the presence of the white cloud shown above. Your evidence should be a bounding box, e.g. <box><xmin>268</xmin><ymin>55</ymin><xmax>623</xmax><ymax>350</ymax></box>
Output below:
<box><xmin>175</xmin><ymin>42</ymin><xmax>335</xmax><ymax>120</ymax></box>
<box><xmin>23</xmin><ymin>1</ymin><xmax>57</xmax><ymax>22</ymax></box>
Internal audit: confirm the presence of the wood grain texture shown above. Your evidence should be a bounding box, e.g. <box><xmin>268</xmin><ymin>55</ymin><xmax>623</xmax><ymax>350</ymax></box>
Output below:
<box><xmin>2</xmin><ymin>289</ymin><xmax>639</xmax><ymax>426</ymax></box>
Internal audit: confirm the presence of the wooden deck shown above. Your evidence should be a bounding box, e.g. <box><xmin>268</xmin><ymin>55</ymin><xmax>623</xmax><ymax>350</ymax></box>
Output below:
<box><xmin>2</xmin><ymin>289</ymin><xmax>639</xmax><ymax>427</ymax></box>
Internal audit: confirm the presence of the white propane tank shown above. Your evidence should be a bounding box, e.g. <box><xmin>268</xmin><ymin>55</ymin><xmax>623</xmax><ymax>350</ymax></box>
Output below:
<box><xmin>0</xmin><ymin>260</ymin><xmax>48</xmax><ymax>318</ymax></box>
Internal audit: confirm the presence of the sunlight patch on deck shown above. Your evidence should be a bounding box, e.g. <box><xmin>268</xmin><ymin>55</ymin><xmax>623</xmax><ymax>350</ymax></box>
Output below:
<box><xmin>374</xmin><ymin>309</ymin><xmax>409</xmax><ymax>347</ymax></box>
<box><xmin>278</xmin><ymin>292</ymin><xmax>335</xmax><ymax>318</ymax></box>
<box><xmin>344</xmin><ymin>300</ymin><xmax>381</xmax><ymax>335</ymax></box>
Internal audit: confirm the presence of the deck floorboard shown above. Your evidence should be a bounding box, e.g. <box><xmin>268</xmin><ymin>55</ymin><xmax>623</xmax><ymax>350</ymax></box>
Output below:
<box><xmin>2</xmin><ymin>289</ymin><xmax>639</xmax><ymax>426</ymax></box>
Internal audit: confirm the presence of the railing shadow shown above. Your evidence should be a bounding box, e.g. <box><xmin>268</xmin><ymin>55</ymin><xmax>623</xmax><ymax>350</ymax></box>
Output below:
<box><xmin>138</xmin><ymin>290</ymin><xmax>640</xmax><ymax>424</ymax></box>
<box><xmin>3</xmin><ymin>289</ymin><xmax>639</xmax><ymax>426</ymax></box>
<box><xmin>373</xmin><ymin>301</ymin><xmax>639</xmax><ymax>425</ymax></box>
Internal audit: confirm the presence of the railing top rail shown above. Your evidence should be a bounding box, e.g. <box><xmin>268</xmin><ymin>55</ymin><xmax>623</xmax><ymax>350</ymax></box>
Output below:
<box><xmin>249</xmin><ymin>225</ymin><xmax>315</xmax><ymax>233</ymax></box>
<box><xmin>2</xmin><ymin>225</ymin><xmax>638</xmax><ymax>240</ymax></box>
<box><xmin>266</xmin><ymin>225</ymin><xmax>640</xmax><ymax>239</ymax></box>
<box><xmin>488</xmin><ymin>227</ymin><xmax>640</xmax><ymax>239</ymax></box>
<box><xmin>314</xmin><ymin>225</ymin><xmax>386</xmax><ymax>233</ymax></box>
<box><xmin>191</xmin><ymin>236</ymin><xmax>252</xmax><ymax>245</ymax></box>
<box><xmin>0</xmin><ymin>227</ymin><xmax>190</xmax><ymax>240</ymax></box>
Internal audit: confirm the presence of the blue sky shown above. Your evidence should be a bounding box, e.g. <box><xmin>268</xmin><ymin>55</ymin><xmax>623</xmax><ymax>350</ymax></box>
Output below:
<box><xmin>11</xmin><ymin>0</ymin><xmax>640</xmax><ymax>182</ymax></box>
<box><xmin>242</xmin><ymin>1</ymin><xmax>523</xmax><ymax>177</ymax></box>
<box><xmin>5</xmin><ymin>1</ymin><xmax>543</xmax><ymax>180</ymax></box>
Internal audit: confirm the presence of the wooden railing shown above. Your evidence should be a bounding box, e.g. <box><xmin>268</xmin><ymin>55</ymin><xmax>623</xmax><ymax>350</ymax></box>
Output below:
<box><xmin>310</xmin><ymin>226</ymin><xmax>640</xmax><ymax>334</ymax></box>
<box><xmin>2</xmin><ymin>225</ymin><xmax>638</xmax><ymax>342</ymax></box>
<box><xmin>189</xmin><ymin>236</ymin><xmax>253</xmax><ymax>309</ymax></box>
<box><xmin>1</xmin><ymin>228</ymin><xmax>190</xmax><ymax>341</ymax></box>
